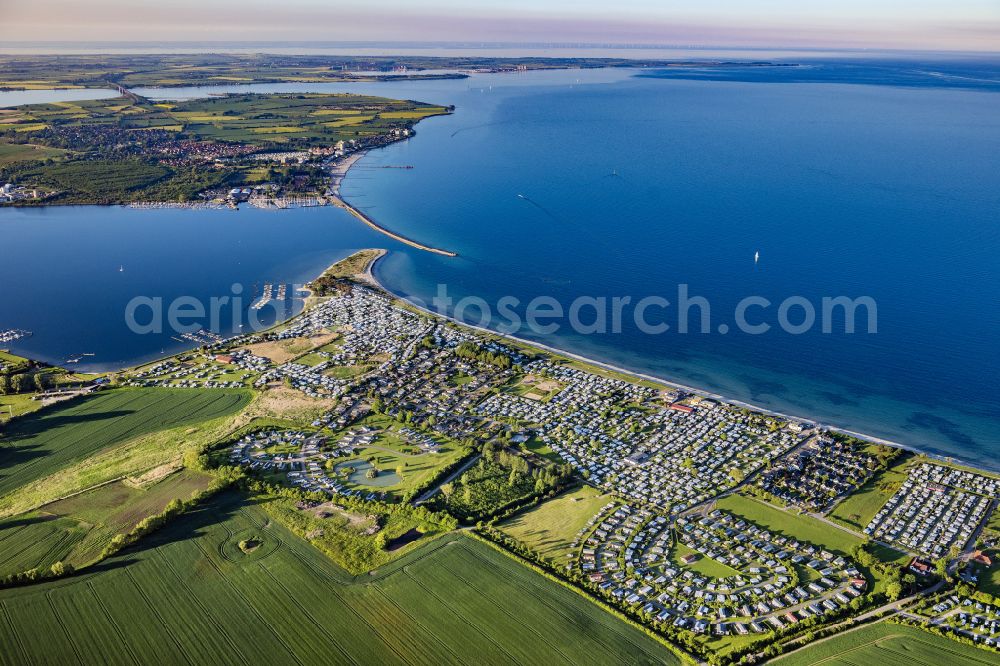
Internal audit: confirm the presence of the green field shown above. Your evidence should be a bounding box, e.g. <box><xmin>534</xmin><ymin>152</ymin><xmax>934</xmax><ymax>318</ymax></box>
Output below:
<box><xmin>0</xmin><ymin>142</ymin><xmax>67</xmax><ymax>165</ymax></box>
<box><xmin>0</xmin><ymin>514</ymin><xmax>88</xmax><ymax>577</ymax></box>
<box><xmin>771</xmin><ymin>622</ymin><xmax>996</xmax><ymax>666</ymax></box>
<box><xmin>0</xmin><ymin>492</ymin><xmax>679</xmax><ymax>665</ymax></box>
<box><xmin>715</xmin><ymin>494</ymin><xmax>862</xmax><ymax>558</ymax></box>
<box><xmin>0</xmin><ymin>394</ymin><xmax>42</xmax><ymax>423</ymax></box>
<box><xmin>173</xmin><ymin>93</ymin><xmax>447</xmax><ymax>145</ymax></box>
<box><xmin>0</xmin><ymin>468</ymin><xmax>213</xmax><ymax>574</ymax></box>
<box><xmin>15</xmin><ymin>159</ymin><xmax>169</xmax><ymax>196</ymax></box>
<box><xmin>500</xmin><ymin>485</ymin><xmax>612</xmax><ymax>560</ymax></box>
<box><xmin>671</xmin><ymin>543</ymin><xmax>742</xmax><ymax>579</ymax></box>
<box><xmin>325</xmin><ymin>364</ymin><xmax>370</xmax><ymax>379</ymax></box>
<box><xmin>829</xmin><ymin>455</ymin><xmax>913</xmax><ymax>531</ymax></box>
<box><xmin>0</xmin><ymin>388</ymin><xmax>250</xmax><ymax>499</ymax></box>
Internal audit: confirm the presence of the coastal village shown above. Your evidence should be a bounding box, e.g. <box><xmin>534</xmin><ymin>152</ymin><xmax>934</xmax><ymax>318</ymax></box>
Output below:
<box><xmin>3</xmin><ymin>246</ymin><xmax>998</xmax><ymax>662</ymax></box>
<box><xmin>1</xmin><ymin>46</ymin><xmax>997</xmax><ymax>666</ymax></box>
<box><xmin>75</xmin><ymin>251</ymin><xmax>994</xmax><ymax>661</ymax></box>
<box><xmin>0</xmin><ymin>91</ymin><xmax>445</xmax><ymax>209</ymax></box>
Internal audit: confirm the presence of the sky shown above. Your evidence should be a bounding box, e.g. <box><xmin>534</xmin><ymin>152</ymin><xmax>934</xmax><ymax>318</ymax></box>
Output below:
<box><xmin>2</xmin><ymin>0</ymin><xmax>999</xmax><ymax>53</ymax></box>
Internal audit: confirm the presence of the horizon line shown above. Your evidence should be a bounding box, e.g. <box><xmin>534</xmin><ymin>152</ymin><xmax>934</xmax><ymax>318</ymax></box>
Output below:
<box><xmin>2</xmin><ymin>40</ymin><xmax>998</xmax><ymax>57</ymax></box>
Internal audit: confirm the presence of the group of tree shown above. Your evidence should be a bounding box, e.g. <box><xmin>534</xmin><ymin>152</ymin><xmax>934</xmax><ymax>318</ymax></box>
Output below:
<box><xmin>454</xmin><ymin>341</ymin><xmax>513</xmax><ymax>369</ymax></box>
<box><xmin>0</xmin><ymin>372</ymin><xmax>51</xmax><ymax>395</ymax></box>
<box><xmin>851</xmin><ymin>540</ymin><xmax>927</xmax><ymax>601</ymax></box>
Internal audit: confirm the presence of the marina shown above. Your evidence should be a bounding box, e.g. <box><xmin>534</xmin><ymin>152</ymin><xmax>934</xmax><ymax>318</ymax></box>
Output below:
<box><xmin>0</xmin><ymin>329</ymin><xmax>31</xmax><ymax>344</ymax></box>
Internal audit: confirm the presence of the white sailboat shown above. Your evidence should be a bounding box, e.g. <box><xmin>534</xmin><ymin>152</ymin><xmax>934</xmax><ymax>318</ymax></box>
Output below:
<box><xmin>754</xmin><ymin>251</ymin><xmax>760</xmax><ymax>264</ymax></box>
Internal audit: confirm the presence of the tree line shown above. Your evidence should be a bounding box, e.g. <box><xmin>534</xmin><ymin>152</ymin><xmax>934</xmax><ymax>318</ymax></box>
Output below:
<box><xmin>0</xmin><ymin>372</ymin><xmax>51</xmax><ymax>395</ymax></box>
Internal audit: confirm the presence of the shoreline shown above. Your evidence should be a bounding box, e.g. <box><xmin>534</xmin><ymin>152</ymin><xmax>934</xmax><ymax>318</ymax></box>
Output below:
<box><xmin>363</xmin><ymin>250</ymin><xmax>996</xmax><ymax>475</ymax></box>
<box><xmin>6</xmin><ymin>246</ymin><xmax>995</xmax><ymax>477</ymax></box>
<box><xmin>328</xmin><ymin>150</ymin><xmax>459</xmax><ymax>257</ymax></box>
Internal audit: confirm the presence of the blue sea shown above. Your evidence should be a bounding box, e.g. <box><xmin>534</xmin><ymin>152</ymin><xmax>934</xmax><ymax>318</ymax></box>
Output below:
<box><xmin>2</xmin><ymin>57</ymin><xmax>998</xmax><ymax>467</ymax></box>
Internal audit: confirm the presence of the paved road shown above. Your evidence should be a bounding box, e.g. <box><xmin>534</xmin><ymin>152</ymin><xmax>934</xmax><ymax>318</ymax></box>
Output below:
<box><xmin>679</xmin><ymin>434</ymin><xmax>818</xmax><ymax>519</ymax></box>
<box><xmin>765</xmin><ymin>580</ymin><xmax>944</xmax><ymax>662</ymax></box>
<box><xmin>413</xmin><ymin>453</ymin><xmax>481</xmax><ymax>505</ymax></box>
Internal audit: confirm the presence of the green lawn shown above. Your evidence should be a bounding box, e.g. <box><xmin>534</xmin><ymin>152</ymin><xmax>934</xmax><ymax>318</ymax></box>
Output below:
<box><xmin>0</xmin><ymin>388</ymin><xmax>251</xmax><ymax>499</ymax></box>
<box><xmin>0</xmin><ymin>351</ymin><xmax>31</xmax><ymax>365</ymax></box>
<box><xmin>828</xmin><ymin>454</ymin><xmax>913</xmax><ymax>531</ymax></box>
<box><xmin>500</xmin><ymin>485</ymin><xmax>612</xmax><ymax>560</ymax></box>
<box><xmin>671</xmin><ymin>543</ymin><xmax>742</xmax><ymax>579</ymax></box>
<box><xmin>449</xmin><ymin>373</ymin><xmax>474</xmax><ymax>386</ymax></box>
<box><xmin>0</xmin><ymin>492</ymin><xmax>679</xmax><ymax>665</ymax></box>
<box><xmin>324</xmin><ymin>364</ymin><xmax>369</xmax><ymax>379</ymax></box>
<box><xmin>294</xmin><ymin>352</ymin><xmax>328</xmax><ymax>367</ymax></box>
<box><xmin>328</xmin><ymin>416</ymin><xmax>470</xmax><ymax>500</ymax></box>
<box><xmin>0</xmin><ymin>393</ymin><xmax>42</xmax><ymax>423</ymax></box>
<box><xmin>772</xmin><ymin>621</ymin><xmax>996</xmax><ymax>666</ymax></box>
<box><xmin>716</xmin><ymin>494</ymin><xmax>862</xmax><ymax>558</ymax></box>
<box><xmin>525</xmin><ymin>435</ymin><xmax>568</xmax><ymax>464</ymax></box>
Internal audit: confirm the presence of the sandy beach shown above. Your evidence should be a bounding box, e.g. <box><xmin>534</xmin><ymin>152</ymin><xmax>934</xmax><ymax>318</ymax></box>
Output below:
<box><xmin>326</xmin><ymin>151</ymin><xmax>368</xmax><ymax>197</ymax></box>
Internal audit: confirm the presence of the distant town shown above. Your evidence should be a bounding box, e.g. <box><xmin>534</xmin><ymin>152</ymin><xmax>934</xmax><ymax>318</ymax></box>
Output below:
<box><xmin>0</xmin><ymin>89</ymin><xmax>447</xmax><ymax>207</ymax></box>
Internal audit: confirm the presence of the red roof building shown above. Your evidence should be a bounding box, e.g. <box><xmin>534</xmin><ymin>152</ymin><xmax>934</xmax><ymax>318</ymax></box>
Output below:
<box><xmin>971</xmin><ymin>550</ymin><xmax>993</xmax><ymax>567</ymax></box>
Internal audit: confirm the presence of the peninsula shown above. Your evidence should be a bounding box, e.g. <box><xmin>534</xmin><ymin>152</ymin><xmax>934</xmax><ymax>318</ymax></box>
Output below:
<box><xmin>0</xmin><ymin>50</ymin><xmax>996</xmax><ymax>666</ymax></box>
<box><xmin>0</xmin><ymin>88</ymin><xmax>463</xmax><ymax>254</ymax></box>
<box><xmin>1</xmin><ymin>248</ymin><xmax>998</xmax><ymax>666</ymax></box>
<box><xmin>0</xmin><ymin>91</ymin><xmax>450</xmax><ymax>206</ymax></box>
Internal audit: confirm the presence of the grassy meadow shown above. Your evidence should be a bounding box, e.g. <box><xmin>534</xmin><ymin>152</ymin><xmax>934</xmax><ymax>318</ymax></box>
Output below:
<box><xmin>500</xmin><ymin>484</ymin><xmax>612</xmax><ymax>560</ymax></box>
<box><xmin>828</xmin><ymin>454</ymin><xmax>914</xmax><ymax>531</ymax></box>
<box><xmin>716</xmin><ymin>493</ymin><xmax>863</xmax><ymax>558</ymax></box>
<box><xmin>0</xmin><ymin>468</ymin><xmax>213</xmax><ymax>574</ymax></box>
<box><xmin>0</xmin><ymin>142</ymin><xmax>67</xmax><ymax>165</ymax></box>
